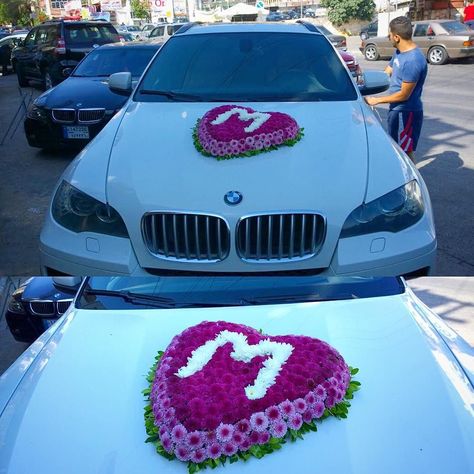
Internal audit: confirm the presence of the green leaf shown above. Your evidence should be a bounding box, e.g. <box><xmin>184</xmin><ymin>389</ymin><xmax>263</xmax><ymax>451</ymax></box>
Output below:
<box><xmin>145</xmin><ymin>435</ymin><xmax>158</xmax><ymax>443</ymax></box>
<box><xmin>350</xmin><ymin>367</ymin><xmax>359</xmax><ymax>375</ymax></box>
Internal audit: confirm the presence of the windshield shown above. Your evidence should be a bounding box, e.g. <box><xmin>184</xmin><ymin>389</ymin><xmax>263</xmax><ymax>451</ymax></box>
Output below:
<box><xmin>136</xmin><ymin>32</ymin><xmax>357</xmax><ymax>102</ymax></box>
<box><xmin>77</xmin><ymin>276</ymin><xmax>404</xmax><ymax>310</ymax></box>
<box><xmin>73</xmin><ymin>47</ymin><xmax>157</xmax><ymax>77</ymax></box>
<box><xmin>441</xmin><ymin>21</ymin><xmax>472</xmax><ymax>35</ymax></box>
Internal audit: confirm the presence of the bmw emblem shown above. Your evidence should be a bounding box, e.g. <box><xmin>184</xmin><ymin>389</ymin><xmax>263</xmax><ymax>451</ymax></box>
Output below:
<box><xmin>224</xmin><ymin>191</ymin><xmax>243</xmax><ymax>206</ymax></box>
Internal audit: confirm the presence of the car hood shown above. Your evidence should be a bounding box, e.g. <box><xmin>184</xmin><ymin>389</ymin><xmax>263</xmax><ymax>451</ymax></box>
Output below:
<box><xmin>21</xmin><ymin>277</ymin><xmax>75</xmax><ymax>301</ymax></box>
<box><xmin>106</xmin><ymin>101</ymin><xmax>369</xmax><ymax>268</ymax></box>
<box><xmin>41</xmin><ymin>76</ymin><xmax>129</xmax><ymax>110</ymax></box>
<box><xmin>1</xmin><ymin>293</ymin><xmax>473</xmax><ymax>473</ymax></box>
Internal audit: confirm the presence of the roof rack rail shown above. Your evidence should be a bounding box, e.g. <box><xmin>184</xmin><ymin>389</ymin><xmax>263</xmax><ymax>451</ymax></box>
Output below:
<box><xmin>174</xmin><ymin>22</ymin><xmax>202</xmax><ymax>35</ymax></box>
<box><xmin>296</xmin><ymin>20</ymin><xmax>321</xmax><ymax>33</ymax></box>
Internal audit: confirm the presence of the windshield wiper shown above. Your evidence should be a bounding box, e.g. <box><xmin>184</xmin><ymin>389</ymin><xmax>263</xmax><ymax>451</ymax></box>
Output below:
<box><xmin>240</xmin><ymin>294</ymin><xmax>354</xmax><ymax>304</ymax></box>
<box><xmin>83</xmin><ymin>289</ymin><xmax>177</xmax><ymax>308</ymax></box>
<box><xmin>139</xmin><ymin>89</ymin><xmax>204</xmax><ymax>101</ymax></box>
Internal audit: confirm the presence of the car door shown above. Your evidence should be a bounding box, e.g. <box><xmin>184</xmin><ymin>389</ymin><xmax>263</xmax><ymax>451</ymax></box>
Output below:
<box><xmin>15</xmin><ymin>27</ymin><xmax>38</xmax><ymax>77</ymax></box>
<box><xmin>29</xmin><ymin>25</ymin><xmax>50</xmax><ymax>79</ymax></box>
<box><xmin>413</xmin><ymin>23</ymin><xmax>432</xmax><ymax>55</ymax></box>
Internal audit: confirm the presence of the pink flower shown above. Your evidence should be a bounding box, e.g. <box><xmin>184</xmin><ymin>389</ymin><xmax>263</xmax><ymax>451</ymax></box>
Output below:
<box><xmin>250</xmin><ymin>412</ymin><xmax>269</xmax><ymax>432</ymax></box>
<box><xmin>258</xmin><ymin>431</ymin><xmax>271</xmax><ymax>445</ymax></box>
<box><xmin>265</xmin><ymin>406</ymin><xmax>281</xmax><ymax>422</ymax></box>
<box><xmin>304</xmin><ymin>392</ymin><xmax>317</xmax><ymax>407</ymax></box>
<box><xmin>186</xmin><ymin>431</ymin><xmax>203</xmax><ymax>449</ymax></box>
<box><xmin>160</xmin><ymin>432</ymin><xmax>174</xmax><ymax>453</ymax></box>
<box><xmin>207</xmin><ymin>443</ymin><xmax>222</xmax><ymax>459</ymax></box>
<box><xmin>294</xmin><ymin>398</ymin><xmax>307</xmax><ymax>414</ymax></box>
<box><xmin>245</xmin><ymin>136</ymin><xmax>255</xmax><ymax>146</ymax></box>
<box><xmin>222</xmin><ymin>441</ymin><xmax>238</xmax><ymax>456</ymax></box>
<box><xmin>232</xmin><ymin>431</ymin><xmax>246</xmax><ymax>446</ymax></box>
<box><xmin>302</xmin><ymin>410</ymin><xmax>313</xmax><ymax>423</ymax></box>
<box><xmin>175</xmin><ymin>444</ymin><xmax>191</xmax><ymax>461</ymax></box>
<box><xmin>312</xmin><ymin>401</ymin><xmax>325</xmax><ymax>418</ymax></box>
<box><xmin>288</xmin><ymin>413</ymin><xmax>303</xmax><ymax>431</ymax></box>
<box><xmin>171</xmin><ymin>424</ymin><xmax>187</xmax><ymax>443</ymax></box>
<box><xmin>191</xmin><ymin>448</ymin><xmax>207</xmax><ymax>463</ymax></box>
<box><xmin>314</xmin><ymin>386</ymin><xmax>327</xmax><ymax>401</ymax></box>
<box><xmin>236</xmin><ymin>419</ymin><xmax>251</xmax><ymax>434</ymax></box>
<box><xmin>240</xmin><ymin>438</ymin><xmax>251</xmax><ymax>451</ymax></box>
<box><xmin>249</xmin><ymin>431</ymin><xmax>260</xmax><ymax>444</ymax></box>
<box><xmin>270</xmin><ymin>420</ymin><xmax>288</xmax><ymax>438</ymax></box>
<box><xmin>216</xmin><ymin>423</ymin><xmax>234</xmax><ymax>443</ymax></box>
<box><xmin>279</xmin><ymin>400</ymin><xmax>295</xmax><ymax>419</ymax></box>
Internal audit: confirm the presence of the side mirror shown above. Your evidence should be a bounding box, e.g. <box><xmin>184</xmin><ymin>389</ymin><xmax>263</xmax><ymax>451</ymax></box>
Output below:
<box><xmin>108</xmin><ymin>71</ymin><xmax>132</xmax><ymax>95</ymax></box>
<box><xmin>359</xmin><ymin>70</ymin><xmax>390</xmax><ymax>96</ymax></box>
<box><xmin>62</xmin><ymin>67</ymin><xmax>72</xmax><ymax>77</ymax></box>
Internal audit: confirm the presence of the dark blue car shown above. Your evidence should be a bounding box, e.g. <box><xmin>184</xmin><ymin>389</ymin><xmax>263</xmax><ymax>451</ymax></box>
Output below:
<box><xmin>24</xmin><ymin>41</ymin><xmax>161</xmax><ymax>150</ymax></box>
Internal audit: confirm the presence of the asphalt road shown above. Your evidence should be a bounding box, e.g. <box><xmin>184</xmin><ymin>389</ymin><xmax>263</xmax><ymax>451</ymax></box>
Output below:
<box><xmin>0</xmin><ymin>43</ymin><xmax>473</xmax><ymax>275</ymax></box>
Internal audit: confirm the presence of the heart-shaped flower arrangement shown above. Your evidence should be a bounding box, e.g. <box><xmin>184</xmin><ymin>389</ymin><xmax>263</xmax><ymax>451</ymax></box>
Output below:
<box><xmin>144</xmin><ymin>321</ymin><xmax>360</xmax><ymax>472</ymax></box>
<box><xmin>193</xmin><ymin>105</ymin><xmax>304</xmax><ymax>160</ymax></box>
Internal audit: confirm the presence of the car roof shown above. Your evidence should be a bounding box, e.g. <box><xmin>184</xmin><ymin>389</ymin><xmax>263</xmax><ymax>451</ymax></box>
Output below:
<box><xmin>174</xmin><ymin>22</ymin><xmax>324</xmax><ymax>36</ymax></box>
<box><xmin>98</xmin><ymin>41</ymin><xmax>162</xmax><ymax>50</ymax></box>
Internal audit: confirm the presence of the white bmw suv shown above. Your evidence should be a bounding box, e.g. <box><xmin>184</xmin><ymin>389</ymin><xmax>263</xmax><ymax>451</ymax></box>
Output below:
<box><xmin>40</xmin><ymin>22</ymin><xmax>436</xmax><ymax>276</ymax></box>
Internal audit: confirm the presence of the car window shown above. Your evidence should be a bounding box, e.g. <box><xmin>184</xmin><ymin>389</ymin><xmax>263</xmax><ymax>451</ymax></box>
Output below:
<box><xmin>64</xmin><ymin>24</ymin><xmax>119</xmax><ymax>45</ymax></box>
<box><xmin>36</xmin><ymin>27</ymin><xmax>49</xmax><ymax>45</ymax></box>
<box><xmin>73</xmin><ymin>47</ymin><xmax>157</xmax><ymax>77</ymax></box>
<box><xmin>45</xmin><ymin>25</ymin><xmax>59</xmax><ymax>45</ymax></box>
<box><xmin>414</xmin><ymin>24</ymin><xmax>429</xmax><ymax>37</ymax></box>
<box><xmin>314</xmin><ymin>25</ymin><xmax>332</xmax><ymax>36</ymax></box>
<box><xmin>24</xmin><ymin>28</ymin><xmax>38</xmax><ymax>46</ymax></box>
<box><xmin>441</xmin><ymin>21</ymin><xmax>472</xmax><ymax>35</ymax></box>
<box><xmin>151</xmin><ymin>26</ymin><xmax>165</xmax><ymax>37</ymax></box>
<box><xmin>77</xmin><ymin>276</ymin><xmax>404</xmax><ymax>310</ymax></box>
<box><xmin>137</xmin><ymin>32</ymin><xmax>358</xmax><ymax>102</ymax></box>
<box><xmin>172</xmin><ymin>24</ymin><xmax>183</xmax><ymax>33</ymax></box>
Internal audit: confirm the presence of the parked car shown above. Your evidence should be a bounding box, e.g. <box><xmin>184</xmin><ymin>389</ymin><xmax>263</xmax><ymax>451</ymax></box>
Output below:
<box><xmin>11</xmin><ymin>19</ymin><xmax>120</xmax><ymax>89</ymax></box>
<box><xmin>116</xmin><ymin>24</ymin><xmax>141</xmax><ymax>40</ymax></box>
<box><xmin>5</xmin><ymin>277</ymin><xmax>80</xmax><ymax>343</ymax></box>
<box><xmin>0</xmin><ymin>276</ymin><xmax>473</xmax><ymax>473</ymax></box>
<box><xmin>313</xmin><ymin>24</ymin><xmax>347</xmax><ymax>50</ymax></box>
<box><xmin>359</xmin><ymin>20</ymin><xmax>378</xmax><ymax>40</ymax></box>
<box><xmin>266</xmin><ymin>11</ymin><xmax>290</xmax><ymax>22</ymax></box>
<box><xmin>40</xmin><ymin>22</ymin><xmax>436</xmax><ymax>277</ymax></box>
<box><xmin>0</xmin><ymin>32</ymin><xmax>27</xmax><ymax>74</ymax></box>
<box><xmin>148</xmin><ymin>23</ymin><xmax>185</xmax><ymax>42</ymax></box>
<box><xmin>361</xmin><ymin>20</ymin><xmax>474</xmax><ymax>65</ymax></box>
<box><xmin>138</xmin><ymin>23</ymin><xmax>157</xmax><ymax>40</ymax></box>
<box><xmin>24</xmin><ymin>41</ymin><xmax>161</xmax><ymax>150</ymax></box>
<box><xmin>339</xmin><ymin>50</ymin><xmax>364</xmax><ymax>86</ymax></box>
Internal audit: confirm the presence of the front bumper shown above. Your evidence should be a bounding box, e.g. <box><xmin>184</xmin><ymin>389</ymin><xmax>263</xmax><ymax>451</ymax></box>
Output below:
<box><xmin>40</xmin><ymin>208</ymin><xmax>437</xmax><ymax>277</ymax></box>
<box><xmin>24</xmin><ymin>115</ymin><xmax>112</xmax><ymax>150</ymax></box>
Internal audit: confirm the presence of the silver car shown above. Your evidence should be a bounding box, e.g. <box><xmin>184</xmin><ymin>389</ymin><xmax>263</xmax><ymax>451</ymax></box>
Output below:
<box><xmin>361</xmin><ymin>20</ymin><xmax>474</xmax><ymax>65</ymax></box>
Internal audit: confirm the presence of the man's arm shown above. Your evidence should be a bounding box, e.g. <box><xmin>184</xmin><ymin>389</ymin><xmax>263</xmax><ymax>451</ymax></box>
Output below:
<box><xmin>365</xmin><ymin>81</ymin><xmax>416</xmax><ymax>106</ymax></box>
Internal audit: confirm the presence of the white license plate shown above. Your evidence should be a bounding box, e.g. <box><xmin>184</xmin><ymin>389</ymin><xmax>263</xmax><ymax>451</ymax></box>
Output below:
<box><xmin>63</xmin><ymin>125</ymin><xmax>89</xmax><ymax>139</ymax></box>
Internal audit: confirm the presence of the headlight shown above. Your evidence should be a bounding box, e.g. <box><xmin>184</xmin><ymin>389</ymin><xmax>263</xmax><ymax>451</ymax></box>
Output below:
<box><xmin>27</xmin><ymin>104</ymin><xmax>47</xmax><ymax>120</ymax></box>
<box><xmin>8</xmin><ymin>298</ymin><xmax>26</xmax><ymax>314</ymax></box>
<box><xmin>52</xmin><ymin>181</ymin><xmax>129</xmax><ymax>237</ymax></box>
<box><xmin>340</xmin><ymin>180</ymin><xmax>424</xmax><ymax>238</ymax></box>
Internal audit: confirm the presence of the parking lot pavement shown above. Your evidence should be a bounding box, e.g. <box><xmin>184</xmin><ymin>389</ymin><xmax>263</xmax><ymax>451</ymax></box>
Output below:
<box><xmin>0</xmin><ymin>46</ymin><xmax>473</xmax><ymax>275</ymax></box>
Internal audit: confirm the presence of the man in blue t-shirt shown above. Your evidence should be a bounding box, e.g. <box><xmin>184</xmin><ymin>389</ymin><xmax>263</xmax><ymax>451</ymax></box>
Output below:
<box><xmin>365</xmin><ymin>16</ymin><xmax>427</xmax><ymax>163</ymax></box>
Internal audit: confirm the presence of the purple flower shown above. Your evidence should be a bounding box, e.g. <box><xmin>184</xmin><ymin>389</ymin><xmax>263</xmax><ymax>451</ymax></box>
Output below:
<box><xmin>191</xmin><ymin>448</ymin><xmax>207</xmax><ymax>463</ymax></box>
<box><xmin>207</xmin><ymin>443</ymin><xmax>222</xmax><ymax>460</ymax></box>
<box><xmin>171</xmin><ymin>424</ymin><xmax>187</xmax><ymax>443</ymax></box>
<box><xmin>236</xmin><ymin>419</ymin><xmax>251</xmax><ymax>434</ymax></box>
<box><xmin>159</xmin><ymin>426</ymin><xmax>168</xmax><ymax>438</ymax></box>
<box><xmin>232</xmin><ymin>431</ymin><xmax>245</xmax><ymax>445</ymax></box>
<box><xmin>304</xmin><ymin>392</ymin><xmax>317</xmax><ymax>407</ymax></box>
<box><xmin>222</xmin><ymin>441</ymin><xmax>239</xmax><ymax>456</ymax></box>
<box><xmin>279</xmin><ymin>400</ymin><xmax>296</xmax><ymax>419</ymax></box>
<box><xmin>160</xmin><ymin>432</ymin><xmax>174</xmax><ymax>453</ymax></box>
<box><xmin>186</xmin><ymin>431</ymin><xmax>203</xmax><ymax>449</ymax></box>
<box><xmin>294</xmin><ymin>398</ymin><xmax>307</xmax><ymax>414</ymax></box>
<box><xmin>175</xmin><ymin>444</ymin><xmax>191</xmax><ymax>461</ymax></box>
<box><xmin>302</xmin><ymin>410</ymin><xmax>313</xmax><ymax>423</ymax></box>
<box><xmin>240</xmin><ymin>438</ymin><xmax>251</xmax><ymax>452</ymax></box>
<box><xmin>250</xmin><ymin>412</ymin><xmax>269</xmax><ymax>432</ymax></box>
<box><xmin>314</xmin><ymin>385</ymin><xmax>327</xmax><ymax>401</ymax></box>
<box><xmin>265</xmin><ymin>406</ymin><xmax>281</xmax><ymax>422</ymax></box>
<box><xmin>270</xmin><ymin>420</ymin><xmax>288</xmax><ymax>438</ymax></box>
<box><xmin>249</xmin><ymin>431</ymin><xmax>260</xmax><ymax>444</ymax></box>
<box><xmin>216</xmin><ymin>423</ymin><xmax>234</xmax><ymax>442</ymax></box>
<box><xmin>312</xmin><ymin>401</ymin><xmax>325</xmax><ymax>418</ymax></box>
<box><xmin>245</xmin><ymin>136</ymin><xmax>255</xmax><ymax>146</ymax></box>
<box><xmin>258</xmin><ymin>431</ymin><xmax>271</xmax><ymax>445</ymax></box>
<box><xmin>288</xmin><ymin>413</ymin><xmax>303</xmax><ymax>431</ymax></box>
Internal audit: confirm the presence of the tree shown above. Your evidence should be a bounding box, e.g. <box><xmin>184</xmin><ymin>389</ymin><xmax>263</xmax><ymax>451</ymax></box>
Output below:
<box><xmin>321</xmin><ymin>0</ymin><xmax>375</xmax><ymax>27</ymax></box>
<box><xmin>0</xmin><ymin>0</ymin><xmax>33</xmax><ymax>26</ymax></box>
<box><xmin>131</xmin><ymin>0</ymin><xmax>151</xmax><ymax>20</ymax></box>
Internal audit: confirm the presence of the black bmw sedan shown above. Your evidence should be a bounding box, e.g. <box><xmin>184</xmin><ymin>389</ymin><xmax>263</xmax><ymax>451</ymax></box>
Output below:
<box><xmin>5</xmin><ymin>277</ymin><xmax>81</xmax><ymax>343</ymax></box>
<box><xmin>24</xmin><ymin>42</ymin><xmax>161</xmax><ymax>150</ymax></box>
